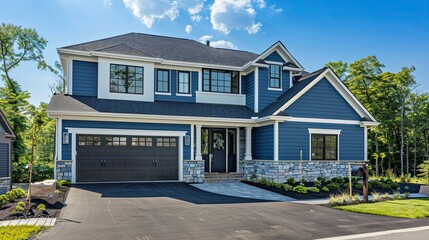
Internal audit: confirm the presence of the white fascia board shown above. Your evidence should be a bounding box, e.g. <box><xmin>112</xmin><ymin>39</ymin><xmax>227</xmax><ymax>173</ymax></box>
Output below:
<box><xmin>288</xmin><ymin>117</ymin><xmax>361</xmax><ymax>125</ymax></box>
<box><xmin>283</xmin><ymin>66</ymin><xmax>302</xmax><ymax>71</ymax></box>
<box><xmin>161</xmin><ymin>60</ymin><xmax>242</xmax><ymax>71</ymax></box>
<box><xmin>308</xmin><ymin>128</ymin><xmax>342</xmax><ymax>135</ymax></box>
<box><xmin>66</xmin><ymin>128</ymin><xmax>187</xmax><ymax>137</ymax></box>
<box><xmin>272</xmin><ymin>68</ymin><xmax>378</xmax><ymax>122</ymax></box>
<box><xmin>47</xmin><ymin>110</ymin><xmax>255</xmax><ymax>124</ymax></box>
<box><xmin>360</xmin><ymin>121</ymin><xmax>380</xmax><ymax>127</ymax></box>
<box><xmin>249</xmin><ymin>42</ymin><xmax>303</xmax><ymax>70</ymax></box>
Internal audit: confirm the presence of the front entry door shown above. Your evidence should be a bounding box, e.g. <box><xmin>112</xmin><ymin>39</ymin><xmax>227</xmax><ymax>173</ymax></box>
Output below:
<box><xmin>210</xmin><ymin>129</ymin><xmax>226</xmax><ymax>172</ymax></box>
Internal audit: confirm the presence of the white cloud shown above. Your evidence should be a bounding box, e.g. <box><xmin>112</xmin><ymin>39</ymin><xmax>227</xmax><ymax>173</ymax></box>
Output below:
<box><xmin>179</xmin><ymin>0</ymin><xmax>204</xmax><ymax>14</ymax></box>
<box><xmin>185</xmin><ymin>24</ymin><xmax>193</xmax><ymax>34</ymax></box>
<box><xmin>103</xmin><ymin>0</ymin><xmax>112</xmax><ymax>7</ymax></box>
<box><xmin>255</xmin><ymin>0</ymin><xmax>266</xmax><ymax>8</ymax></box>
<box><xmin>269</xmin><ymin>4</ymin><xmax>282</xmax><ymax>13</ymax></box>
<box><xmin>198</xmin><ymin>35</ymin><xmax>237</xmax><ymax>50</ymax></box>
<box><xmin>123</xmin><ymin>0</ymin><xmax>179</xmax><ymax>28</ymax></box>
<box><xmin>191</xmin><ymin>14</ymin><xmax>202</xmax><ymax>22</ymax></box>
<box><xmin>210</xmin><ymin>0</ymin><xmax>262</xmax><ymax>34</ymax></box>
<box><xmin>210</xmin><ymin>40</ymin><xmax>237</xmax><ymax>49</ymax></box>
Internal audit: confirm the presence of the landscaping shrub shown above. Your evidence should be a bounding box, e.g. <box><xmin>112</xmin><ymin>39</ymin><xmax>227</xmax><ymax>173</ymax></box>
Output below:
<box><xmin>382</xmin><ymin>193</ymin><xmax>392</xmax><ymax>199</ymax></box>
<box><xmin>286</xmin><ymin>178</ymin><xmax>295</xmax><ymax>185</ymax></box>
<box><xmin>37</xmin><ymin>204</ymin><xmax>46</xmax><ymax>211</ymax></box>
<box><xmin>275</xmin><ymin>183</ymin><xmax>283</xmax><ymax>189</ymax></box>
<box><xmin>400</xmin><ymin>173</ymin><xmax>412</xmax><ymax>183</ymax></box>
<box><xmin>259</xmin><ymin>178</ymin><xmax>268</xmax><ymax>185</ymax></box>
<box><xmin>329</xmin><ymin>193</ymin><xmax>358</xmax><ymax>206</ymax></box>
<box><xmin>17</xmin><ymin>201</ymin><xmax>25</xmax><ymax>208</ymax></box>
<box><xmin>309</xmin><ymin>187</ymin><xmax>320</xmax><ymax>193</ymax></box>
<box><xmin>371</xmin><ymin>191</ymin><xmax>380</xmax><ymax>200</ymax></box>
<box><xmin>393</xmin><ymin>191</ymin><xmax>402</xmax><ymax>199</ymax></box>
<box><xmin>284</xmin><ymin>184</ymin><xmax>293</xmax><ymax>191</ymax></box>
<box><xmin>331</xmin><ymin>176</ymin><xmax>345</xmax><ymax>184</ymax></box>
<box><xmin>355</xmin><ymin>183</ymin><xmax>363</xmax><ymax>189</ymax></box>
<box><xmin>313</xmin><ymin>180</ymin><xmax>322</xmax><ymax>187</ymax></box>
<box><xmin>0</xmin><ymin>195</ymin><xmax>9</xmax><ymax>207</ymax></box>
<box><xmin>322</xmin><ymin>187</ymin><xmax>329</xmax><ymax>192</ymax></box>
<box><xmin>12</xmin><ymin>205</ymin><xmax>24</xmax><ymax>215</ymax></box>
<box><xmin>342</xmin><ymin>183</ymin><xmax>349</xmax><ymax>189</ymax></box>
<box><xmin>5</xmin><ymin>191</ymin><xmax>17</xmax><ymax>201</ymax></box>
<box><xmin>317</xmin><ymin>177</ymin><xmax>327</xmax><ymax>183</ymax></box>
<box><xmin>12</xmin><ymin>188</ymin><xmax>27</xmax><ymax>198</ymax></box>
<box><xmin>326</xmin><ymin>182</ymin><xmax>340</xmax><ymax>191</ymax></box>
<box><xmin>300</xmin><ymin>178</ymin><xmax>306</xmax><ymax>183</ymax></box>
<box><xmin>404</xmin><ymin>192</ymin><xmax>410</xmax><ymax>199</ymax></box>
<box><xmin>293</xmin><ymin>185</ymin><xmax>308</xmax><ymax>194</ymax></box>
<box><xmin>343</xmin><ymin>176</ymin><xmax>349</xmax><ymax>183</ymax></box>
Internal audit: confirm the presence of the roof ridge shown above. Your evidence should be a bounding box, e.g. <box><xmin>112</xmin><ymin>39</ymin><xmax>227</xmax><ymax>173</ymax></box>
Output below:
<box><xmin>95</xmin><ymin>43</ymin><xmax>156</xmax><ymax>58</ymax></box>
<box><xmin>60</xmin><ymin>32</ymin><xmax>136</xmax><ymax>50</ymax></box>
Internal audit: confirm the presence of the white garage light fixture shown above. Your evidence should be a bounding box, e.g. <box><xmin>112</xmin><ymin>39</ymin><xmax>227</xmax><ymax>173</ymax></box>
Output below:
<box><xmin>185</xmin><ymin>135</ymin><xmax>191</xmax><ymax>146</ymax></box>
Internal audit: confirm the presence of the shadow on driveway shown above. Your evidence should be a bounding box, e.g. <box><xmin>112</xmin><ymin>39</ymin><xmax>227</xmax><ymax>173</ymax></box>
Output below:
<box><xmin>72</xmin><ymin>182</ymin><xmax>273</xmax><ymax>204</ymax></box>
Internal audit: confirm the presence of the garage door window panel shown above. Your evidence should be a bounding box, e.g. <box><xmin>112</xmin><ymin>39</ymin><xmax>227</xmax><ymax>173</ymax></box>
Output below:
<box><xmin>78</xmin><ymin>135</ymin><xmax>101</xmax><ymax>146</ymax></box>
<box><xmin>106</xmin><ymin>136</ymin><xmax>127</xmax><ymax>146</ymax></box>
<box><xmin>157</xmin><ymin>138</ymin><xmax>177</xmax><ymax>147</ymax></box>
<box><xmin>132</xmin><ymin>137</ymin><xmax>153</xmax><ymax>146</ymax></box>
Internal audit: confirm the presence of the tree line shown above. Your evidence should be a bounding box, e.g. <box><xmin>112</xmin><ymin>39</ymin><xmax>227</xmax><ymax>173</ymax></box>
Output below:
<box><xmin>1</xmin><ymin>23</ymin><xmax>428</xmax><ymax>182</ymax></box>
<box><xmin>326</xmin><ymin>57</ymin><xmax>429</xmax><ymax>177</ymax></box>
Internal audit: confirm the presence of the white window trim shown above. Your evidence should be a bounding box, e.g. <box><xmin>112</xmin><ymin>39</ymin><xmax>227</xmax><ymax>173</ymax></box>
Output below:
<box><xmin>65</xmin><ymin>128</ymin><xmax>186</xmax><ymax>183</ymax></box>
<box><xmin>268</xmin><ymin>64</ymin><xmax>282</xmax><ymax>90</ymax></box>
<box><xmin>308</xmin><ymin>128</ymin><xmax>341</xmax><ymax>161</ymax></box>
<box><xmin>177</xmin><ymin>71</ymin><xmax>191</xmax><ymax>95</ymax></box>
<box><xmin>155</xmin><ymin>69</ymin><xmax>171</xmax><ymax>94</ymax></box>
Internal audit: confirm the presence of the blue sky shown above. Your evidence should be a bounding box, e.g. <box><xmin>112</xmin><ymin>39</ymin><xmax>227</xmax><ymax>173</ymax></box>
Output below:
<box><xmin>1</xmin><ymin>0</ymin><xmax>428</xmax><ymax>105</ymax></box>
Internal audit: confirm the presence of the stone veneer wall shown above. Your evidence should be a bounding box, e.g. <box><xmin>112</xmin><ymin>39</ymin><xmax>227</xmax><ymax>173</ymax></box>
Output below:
<box><xmin>56</xmin><ymin>160</ymin><xmax>72</xmax><ymax>181</ymax></box>
<box><xmin>183</xmin><ymin>160</ymin><xmax>204</xmax><ymax>183</ymax></box>
<box><xmin>0</xmin><ymin>177</ymin><xmax>11</xmax><ymax>194</ymax></box>
<box><xmin>243</xmin><ymin>160</ymin><xmax>361</xmax><ymax>183</ymax></box>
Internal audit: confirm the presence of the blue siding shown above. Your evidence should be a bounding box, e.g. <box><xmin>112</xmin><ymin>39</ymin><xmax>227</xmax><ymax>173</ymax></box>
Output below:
<box><xmin>252</xmin><ymin>125</ymin><xmax>274</xmax><ymax>160</ymax></box>
<box><xmin>72</xmin><ymin>60</ymin><xmax>98</xmax><ymax>97</ymax></box>
<box><xmin>0</xmin><ymin>143</ymin><xmax>9</xmax><ymax>177</ymax></box>
<box><xmin>285</xmin><ymin>78</ymin><xmax>362</xmax><ymax>120</ymax></box>
<box><xmin>245</xmin><ymin>71</ymin><xmax>254</xmax><ymax>111</ymax></box>
<box><xmin>278</xmin><ymin>122</ymin><xmax>364</xmax><ymax>160</ymax></box>
<box><xmin>258</xmin><ymin>67</ymin><xmax>291</xmax><ymax>112</ymax></box>
<box><xmin>155</xmin><ymin>69</ymin><xmax>197</xmax><ymax>102</ymax></box>
<box><xmin>264</xmin><ymin>51</ymin><xmax>286</xmax><ymax>63</ymax></box>
<box><xmin>61</xmin><ymin>120</ymin><xmax>191</xmax><ymax>160</ymax></box>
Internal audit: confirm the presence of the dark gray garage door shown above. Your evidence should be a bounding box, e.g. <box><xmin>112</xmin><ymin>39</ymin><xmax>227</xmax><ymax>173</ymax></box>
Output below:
<box><xmin>76</xmin><ymin>135</ymin><xmax>178</xmax><ymax>182</ymax></box>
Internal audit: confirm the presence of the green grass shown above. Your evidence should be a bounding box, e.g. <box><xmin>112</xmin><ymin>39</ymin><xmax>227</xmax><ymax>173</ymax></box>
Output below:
<box><xmin>0</xmin><ymin>225</ymin><xmax>42</xmax><ymax>240</ymax></box>
<box><xmin>334</xmin><ymin>198</ymin><xmax>429</xmax><ymax>219</ymax></box>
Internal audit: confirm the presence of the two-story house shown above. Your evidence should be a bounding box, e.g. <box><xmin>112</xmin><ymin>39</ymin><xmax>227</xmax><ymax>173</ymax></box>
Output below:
<box><xmin>47</xmin><ymin>33</ymin><xmax>378</xmax><ymax>184</ymax></box>
<box><xmin>0</xmin><ymin>110</ymin><xmax>15</xmax><ymax>193</ymax></box>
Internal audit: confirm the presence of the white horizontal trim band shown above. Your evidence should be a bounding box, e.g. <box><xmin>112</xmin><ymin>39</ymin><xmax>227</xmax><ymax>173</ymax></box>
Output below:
<box><xmin>65</xmin><ymin>128</ymin><xmax>187</xmax><ymax>136</ymax></box>
<box><xmin>308</xmin><ymin>128</ymin><xmax>341</xmax><ymax>134</ymax></box>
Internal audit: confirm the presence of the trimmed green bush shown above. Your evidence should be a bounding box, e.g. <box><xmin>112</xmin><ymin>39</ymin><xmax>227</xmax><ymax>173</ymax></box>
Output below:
<box><xmin>286</xmin><ymin>178</ymin><xmax>295</xmax><ymax>185</ymax></box>
<box><xmin>259</xmin><ymin>178</ymin><xmax>268</xmax><ymax>185</ymax></box>
<box><xmin>326</xmin><ymin>182</ymin><xmax>340</xmax><ymax>191</ymax></box>
<box><xmin>12</xmin><ymin>205</ymin><xmax>24</xmax><ymax>214</ymax></box>
<box><xmin>293</xmin><ymin>185</ymin><xmax>308</xmax><ymax>194</ymax></box>
<box><xmin>313</xmin><ymin>180</ymin><xmax>322</xmax><ymax>187</ymax></box>
<box><xmin>322</xmin><ymin>187</ymin><xmax>329</xmax><ymax>192</ymax></box>
<box><xmin>331</xmin><ymin>176</ymin><xmax>345</xmax><ymax>184</ymax></box>
<box><xmin>284</xmin><ymin>184</ymin><xmax>293</xmax><ymax>191</ymax></box>
<box><xmin>275</xmin><ymin>183</ymin><xmax>283</xmax><ymax>189</ymax></box>
<box><xmin>317</xmin><ymin>177</ymin><xmax>327</xmax><ymax>183</ymax></box>
<box><xmin>300</xmin><ymin>178</ymin><xmax>306</xmax><ymax>183</ymax></box>
<box><xmin>309</xmin><ymin>187</ymin><xmax>320</xmax><ymax>193</ymax></box>
<box><xmin>17</xmin><ymin>201</ymin><xmax>25</xmax><ymax>208</ymax></box>
<box><xmin>37</xmin><ymin>204</ymin><xmax>46</xmax><ymax>211</ymax></box>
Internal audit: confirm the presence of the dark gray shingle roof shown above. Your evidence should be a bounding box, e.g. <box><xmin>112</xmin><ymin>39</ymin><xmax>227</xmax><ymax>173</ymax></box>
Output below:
<box><xmin>61</xmin><ymin>33</ymin><xmax>259</xmax><ymax>67</ymax></box>
<box><xmin>47</xmin><ymin>94</ymin><xmax>257</xmax><ymax>119</ymax></box>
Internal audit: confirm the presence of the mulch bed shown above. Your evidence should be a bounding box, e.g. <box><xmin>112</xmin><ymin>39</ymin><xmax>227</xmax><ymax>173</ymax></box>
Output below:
<box><xmin>0</xmin><ymin>186</ymin><xmax>69</xmax><ymax>221</ymax></box>
<box><xmin>242</xmin><ymin>180</ymin><xmax>421</xmax><ymax>200</ymax></box>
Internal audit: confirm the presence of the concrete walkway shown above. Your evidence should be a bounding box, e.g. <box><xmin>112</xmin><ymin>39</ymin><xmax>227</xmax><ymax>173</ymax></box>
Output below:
<box><xmin>191</xmin><ymin>181</ymin><xmax>296</xmax><ymax>201</ymax></box>
<box><xmin>0</xmin><ymin>217</ymin><xmax>56</xmax><ymax>227</ymax></box>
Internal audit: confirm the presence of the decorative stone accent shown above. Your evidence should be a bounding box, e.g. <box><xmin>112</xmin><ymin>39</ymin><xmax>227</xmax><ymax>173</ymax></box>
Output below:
<box><xmin>56</xmin><ymin>160</ymin><xmax>72</xmax><ymax>181</ymax></box>
<box><xmin>0</xmin><ymin>177</ymin><xmax>11</xmax><ymax>194</ymax></box>
<box><xmin>183</xmin><ymin>160</ymin><xmax>204</xmax><ymax>183</ymax></box>
<box><xmin>242</xmin><ymin>160</ymin><xmax>361</xmax><ymax>183</ymax></box>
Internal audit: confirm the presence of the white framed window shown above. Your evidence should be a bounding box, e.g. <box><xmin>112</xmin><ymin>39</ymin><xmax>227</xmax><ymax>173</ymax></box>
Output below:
<box><xmin>178</xmin><ymin>71</ymin><xmax>190</xmax><ymax>94</ymax></box>
<box><xmin>156</xmin><ymin>69</ymin><xmax>170</xmax><ymax>93</ymax></box>
<box><xmin>308</xmin><ymin>129</ymin><xmax>341</xmax><ymax>160</ymax></box>
<box><xmin>269</xmin><ymin>64</ymin><xmax>281</xmax><ymax>89</ymax></box>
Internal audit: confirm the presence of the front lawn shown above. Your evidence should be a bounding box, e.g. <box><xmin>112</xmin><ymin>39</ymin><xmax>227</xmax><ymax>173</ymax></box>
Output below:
<box><xmin>0</xmin><ymin>225</ymin><xmax>42</xmax><ymax>240</ymax></box>
<box><xmin>334</xmin><ymin>198</ymin><xmax>429</xmax><ymax>218</ymax></box>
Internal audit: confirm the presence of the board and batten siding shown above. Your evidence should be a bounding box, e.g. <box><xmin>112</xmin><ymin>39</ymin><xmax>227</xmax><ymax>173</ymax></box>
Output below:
<box><xmin>72</xmin><ymin>60</ymin><xmax>98</xmax><ymax>97</ymax></box>
<box><xmin>154</xmin><ymin>69</ymin><xmax>198</xmax><ymax>102</ymax></box>
<box><xmin>278</xmin><ymin>121</ymin><xmax>364</xmax><ymax>161</ymax></box>
<box><xmin>258</xmin><ymin>67</ymin><xmax>291</xmax><ymax>112</ymax></box>
<box><xmin>61</xmin><ymin>120</ymin><xmax>191</xmax><ymax>161</ymax></box>
<box><xmin>0</xmin><ymin>143</ymin><xmax>8</xmax><ymax>177</ymax></box>
<box><xmin>264</xmin><ymin>51</ymin><xmax>286</xmax><ymax>63</ymax></box>
<box><xmin>252</xmin><ymin>125</ymin><xmax>274</xmax><ymax>160</ymax></box>
<box><xmin>285</xmin><ymin>78</ymin><xmax>361</xmax><ymax>120</ymax></box>
<box><xmin>245</xmin><ymin>71</ymin><xmax>255</xmax><ymax>111</ymax></box>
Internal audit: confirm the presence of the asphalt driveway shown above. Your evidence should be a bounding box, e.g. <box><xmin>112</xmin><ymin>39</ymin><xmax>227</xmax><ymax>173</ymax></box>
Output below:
<box><xmin>39</xmin><ymin>183</ymin><xmax>429</xmax><ymax>240</ymax></box>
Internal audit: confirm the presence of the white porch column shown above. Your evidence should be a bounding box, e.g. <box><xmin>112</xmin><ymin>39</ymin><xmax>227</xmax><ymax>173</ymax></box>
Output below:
<box><xmin>245</xmin><ymin>126</ymin><xmax>253</xmax><ymax>160</ymax></box>
<box><xmin>364</xmin><ymin>126</ymin><xmax>368</xmax><ymax>161</ymax></box>
<box><xmin>195</xmin><ymin>125</ymin><xmax>203</xmax><ymax>160</ymax></box>
<box><xmin>274</xmin><ymin>121</ymin><xmax>279</xmax><ymax>161</ymax></box>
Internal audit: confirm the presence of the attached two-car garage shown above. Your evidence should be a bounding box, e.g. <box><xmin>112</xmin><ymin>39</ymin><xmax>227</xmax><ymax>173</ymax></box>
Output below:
<box><xmin>76</xmin><ymin>135</ymin><xmax>179</xmax><ymax>182</ymax></box>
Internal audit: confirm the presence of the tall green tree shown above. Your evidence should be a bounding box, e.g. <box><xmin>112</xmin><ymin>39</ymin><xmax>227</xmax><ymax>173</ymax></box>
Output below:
<box><xmin>0</xmin><ymin>23</ymin><xmax>51</xmax><ymax>161</ymax></box>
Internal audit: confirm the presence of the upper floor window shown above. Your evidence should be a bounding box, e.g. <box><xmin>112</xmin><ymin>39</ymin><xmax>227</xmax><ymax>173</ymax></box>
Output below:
<box><xmin>156</xmin><ymin>69</ymin><xmax>170</xmax><ymax>93</ymax></box>
<box><xmin>110</xmin><ymin>64</ymin><xmax>143</xmax><ymax>94</ymax></box>
<box><xmin>178</xmin><ymin>71</ymin><xmax>190</xmax><ymax>94</ymax></box>
<box><xmin>311</xmin><ymin>134</ymin><xmax>338</xmax><ymax>160</ymax></box>
<box><xmin>203</xmin><ymin>69</ymin><xmax>239</xmax><ymax>94</ymax></box>
<box><xmin>269</xmin><ymin>64</ymin><xmax>281</xmax><ymax>89</ymax></box>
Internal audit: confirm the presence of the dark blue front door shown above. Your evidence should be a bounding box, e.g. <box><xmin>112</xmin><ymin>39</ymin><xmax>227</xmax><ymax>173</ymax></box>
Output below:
<box><xmin>210</xmin><ymin>129</ymin><xmax>226</xmax><ymax>172</ymax></box>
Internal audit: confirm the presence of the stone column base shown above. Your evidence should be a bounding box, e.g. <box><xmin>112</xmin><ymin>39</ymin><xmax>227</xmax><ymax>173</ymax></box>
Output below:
<box><xmin>0</xmin><ymin>177</ymin><xmax>11</xmax><ymax>194</ymax></box>
<box><xmin>183</xmin><ymin>160</ymin><xmax>205</xmax><ymax>183</ymax></box>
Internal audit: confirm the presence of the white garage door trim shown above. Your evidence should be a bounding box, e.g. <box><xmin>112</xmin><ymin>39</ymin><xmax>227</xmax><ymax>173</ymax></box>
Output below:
<box><xmin>66</xmin><ymin>128</ymin><xmax>187</xmax><ymax>183</ymax></box>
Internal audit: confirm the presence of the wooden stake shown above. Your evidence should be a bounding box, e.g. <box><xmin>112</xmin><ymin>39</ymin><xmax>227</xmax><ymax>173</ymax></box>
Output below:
<box><xmin>349</xmin><ymin>163</ymin><xmax>352</xmax><ymax>196</ymax></box>
<box><xmin>28</xmin><ymin>163</ymin><xmax>32</xmax><ymax>211</ymax></box>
